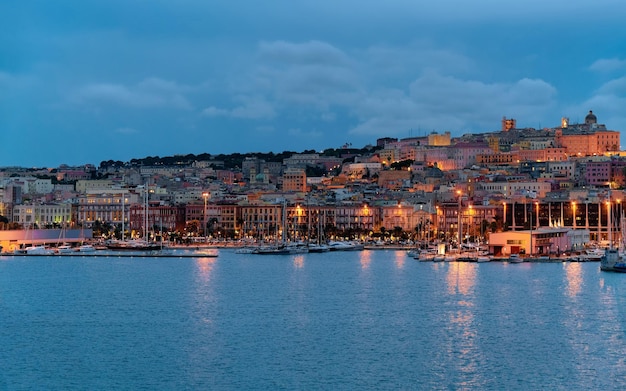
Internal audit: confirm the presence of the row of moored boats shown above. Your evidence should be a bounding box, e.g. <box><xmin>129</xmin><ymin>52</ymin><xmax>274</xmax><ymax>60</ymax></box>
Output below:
<box><xmin>407</xmin><ymin>248</ymin><xmax>606</xmax><ymax>263</ymax></box>
<box><xmin>235</xmin><ymin>241</ymin><xmax>365</xmax><ymax>255</ymax></box>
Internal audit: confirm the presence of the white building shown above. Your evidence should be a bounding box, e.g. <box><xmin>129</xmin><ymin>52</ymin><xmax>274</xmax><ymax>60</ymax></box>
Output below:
<box><xmin>13</xmin><ymin>203</ymin><xmax>72</xmax><ymax>228</ymax></box>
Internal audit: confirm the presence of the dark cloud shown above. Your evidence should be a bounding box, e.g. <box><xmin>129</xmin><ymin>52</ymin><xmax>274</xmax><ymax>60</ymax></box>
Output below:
<box><xmin>2</xmin><ymin>1</ymin><xmax>626</xmax><ymax>165</ymax></box>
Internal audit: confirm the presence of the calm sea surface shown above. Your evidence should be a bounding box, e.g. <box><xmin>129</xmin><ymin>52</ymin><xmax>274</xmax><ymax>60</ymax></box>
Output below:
<box><xmin>1</xmin><ymin>250</ymin><xmax>626</xmax><ymax>390</ymax></box>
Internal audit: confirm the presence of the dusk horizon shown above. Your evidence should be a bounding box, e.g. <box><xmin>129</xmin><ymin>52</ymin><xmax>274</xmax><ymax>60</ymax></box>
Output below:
<box><xmin>3</xmin><ymin>1</ymin><xmax>626</xmax><ymax>167</ymax></box>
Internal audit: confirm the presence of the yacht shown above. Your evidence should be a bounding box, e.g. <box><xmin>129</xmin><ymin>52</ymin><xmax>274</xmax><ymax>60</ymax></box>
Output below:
<box><xmin>77</xmin><ymin>244</ymin><xmax>96</xmax><ymax>252</ymax></box>
<box><xmin>57</xmin><ymin>244</ymin><xmax>73</xmax><ymax>254</ymax></box>
<box><xmin>600</xmin><ymin>248</ymin><xmax>626</xmax><ymax>272</ymax></box>
<box><xmin>25</xmin><ymin>245</ymin><xmax>54</xmax><ymax>255</ymax></box>
<box><xmin>307</xmin><ymin>243</ymin><xmax>330</xmax><ymax>253</ymax></box>
<box><xmin>327</xmin><ymin>241</ymin><xmax>364</xmax><ymax>251</ymax></box>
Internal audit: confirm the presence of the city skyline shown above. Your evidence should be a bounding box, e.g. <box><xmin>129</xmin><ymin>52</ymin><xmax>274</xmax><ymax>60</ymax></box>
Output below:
<box><xmin>2</xmin><ymin>1</ymin><xmax>626</xmax><ymax>167</ymax></box>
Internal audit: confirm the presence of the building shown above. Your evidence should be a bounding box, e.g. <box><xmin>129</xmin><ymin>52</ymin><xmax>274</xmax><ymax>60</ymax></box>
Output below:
<box><xmin>12</xmin><ymin>203</ymin><xmax>72</xmax><ymax>228</ymax></box>
<box><xmin>282</xmin><ymin>168</ymin><xmax>307</xmax><ymax>192</ymax></box>
<box><xmin>488</xmin><ymin>228</ymin><xmax>589</xmax><ymax>256</ymax></box>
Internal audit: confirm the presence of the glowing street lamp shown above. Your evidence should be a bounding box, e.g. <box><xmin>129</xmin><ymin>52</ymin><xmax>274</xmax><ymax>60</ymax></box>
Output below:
<box><xmin>202</xmin><ymin>192</ymin><xmax>209</xmax><ymax>239</ymax></box>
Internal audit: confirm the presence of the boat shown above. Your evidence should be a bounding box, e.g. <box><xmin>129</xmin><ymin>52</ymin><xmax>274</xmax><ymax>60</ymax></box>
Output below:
<box><xmin>581</xmin><ymin>248</ymin><xmax>603</xmax><ymax>262</ymax></box>
<box><xmin>77</xmin><ymin>244</ymin><xmax>96</xmax><ymax>252</ymax></box>
<box><xmin>508</xmin><ymin>254</ymin><xmax>523</xmax><ymax>263</ymax></box>
<box><xmin>253</xmin><ymin>245</ymin><xmax>292</xmax><ymax>255</ymax></box>
<box><xmin>285</xmin><ymin>243</ymin><xmax>309</xmax><ymax>254</ymax></box>
<box><xmin>477</xmin><ymin>256</ymin><xmax>491</xmax><ymax>263</ymax></box>
<box><xmin>57</xmin><ymin>244</ymin><xmax>74</xmax><ymax>254</ymax></box>
<box><xmin>105</xmin><ymin>239</ymin><xmax>162</xmax><ymax>251</ymax></box>
<box><xmin>417</xmin><ymin>252</ymin><xmax>435</xmax><ymax>262</ymax></box>
<box><xmin>444</xmin><ymin>254</ymin><xmax>457</xmax><ymax>262</ymax></box>
<box><xmin>327</xmin><ymin>241</ymin><xmax>364</xmax><ymax>251</ymax></box>
<box><xmin>407</xmin><ymin>249</ymin><xmax>420</xmax><ymax>258</ymax></box>
<box><xmin>234</xmin><ymin>247</ymin><xmax>257</xmax><ymax>254</ymax></box>
<box><xmin>600</xmin><ymin>248</ymin><xmax>626</xmax><ymax>272</ymax></box>
<box><xmin>25</xmin><ymin>245</ymin><xmax>55</xmax><ymax>255</ymax></box>
<box><xmin>307</xmin><ymin>243</ymin><xmax>330</xmax><ymax>253</ymax></box>
<box><xmin>600</xmin><ymin>190</ymin><xmax>626</xmax><ymax>272</ymax></box>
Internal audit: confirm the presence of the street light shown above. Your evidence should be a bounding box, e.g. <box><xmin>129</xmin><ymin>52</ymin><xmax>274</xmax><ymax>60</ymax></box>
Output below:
<box><xmin>202</xmin><ymin>192</ymin><xmax>209</xmax><ymax>241</ymax></box>
<box><xmin>457</xmin><ymin>190</ymin><xmax>462</xmax><ymax>246</ymax></box>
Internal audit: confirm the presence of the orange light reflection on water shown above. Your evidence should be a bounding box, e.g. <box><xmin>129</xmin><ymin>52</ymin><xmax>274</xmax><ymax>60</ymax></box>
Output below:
<box><xmin>394</xmin><ymin>251</ymin><xmax>405</xmax><ymax>269</ymax></box>
<box><xmin>195</xmin><ymin>257</ymin><xmax>216</xmax><ymax>282</ymax></box>
<box><xmin>564</xmin><ymin>261</ymin><xmax>582</xmax><ymax>297</ymax></box>
<box><xmin>293</xmin><ymin>255</ymin><xmax>304</xmax><ymax>269</ymax></box>
<box><xmin>359</xmin><ymin>250</ymin><xmax>371</xmax><ymax>269</ymax></box>
<box><xmin>446</xmin><ymin>262</ymin><xmax>477</xmax><ymax>296</ymax></box>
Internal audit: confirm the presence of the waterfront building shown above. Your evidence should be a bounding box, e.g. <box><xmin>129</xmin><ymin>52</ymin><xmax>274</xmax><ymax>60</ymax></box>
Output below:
<box><xmin>504</xmin><ymin>198</ymin><xmax>623</xmax><ymax>243</ymax></box>
<box><xmin>333</xmin><ymin>202</ymin><xmax>378</xmax><ymax>235</ymax></box>
<box><xmin>76</xmin><ymin>190</ymin><xmax>138</xmax><ymax>228</ymax></box>
<box><xmin>435</xmin><ymin>200</ymin><xmax>501</xmax><ymax>244</ymax></box>
<box><xmin>0</xmin><ymin>228</ymin><xmax>93</xmax><ymax>252</ymax></box>
<box><xmin>12</xmin><ymin>203</ymin><xmax>72</xmax><ymax>228</ymax></box>
<box><xmin>128</xmin><ymin>202</ymin><xmax>186</xmax><ymax>236</ymax></box>
<box><xmin>488</xmin><ymin>227</ymin><xmax>589</xmax><ymax>256</ymax></box>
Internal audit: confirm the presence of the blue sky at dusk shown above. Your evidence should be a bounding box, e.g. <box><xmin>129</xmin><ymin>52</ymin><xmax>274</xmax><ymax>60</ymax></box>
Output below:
<box><xmin>2</xmin><ymin>0</ymin><xmax>626</xmax><ymax>167</ymax></box>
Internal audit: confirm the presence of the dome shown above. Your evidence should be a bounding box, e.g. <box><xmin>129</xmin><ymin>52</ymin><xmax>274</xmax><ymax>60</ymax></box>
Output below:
<box><xmin>585</xmin><ymin>110</ymin><xmax>597</xmax><ymax>124</ymax></box>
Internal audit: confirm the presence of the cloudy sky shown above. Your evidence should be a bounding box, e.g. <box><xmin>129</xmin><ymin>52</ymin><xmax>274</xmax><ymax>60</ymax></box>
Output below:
<box><xmin>2</xmin><ymin>0</ymin><xmax>626</xmax><ymax>167</ymax></box>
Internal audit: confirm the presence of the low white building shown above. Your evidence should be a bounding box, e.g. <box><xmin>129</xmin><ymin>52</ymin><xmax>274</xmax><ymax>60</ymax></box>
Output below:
<box><xmin>488</xmin><ymin>227</ymin><xmax>589</xmax><ymax>256</ymax></box>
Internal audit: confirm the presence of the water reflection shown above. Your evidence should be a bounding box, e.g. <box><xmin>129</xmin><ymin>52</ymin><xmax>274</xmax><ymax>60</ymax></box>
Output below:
<box><xmin>359</xmin><ymin>250</ymin><xmax>372</xmax><ymax>270</ymax></box>
<box><xmin>293</xmin><ymin>255</ymin><xmax>304</xmax><ymax>269</ymax></box>
<box><xmin>564</xmin><ymin>262</ymin><xmax>582</xmax><ymax>297</ymax></box>
<box><xmin>195</xmin><ymin>257</ymin><xmax>216</xmax><ymax>283</ymax></box>
<box><xmin>394</xmin><ymin>251</ymin><xmax>405</xmax><ymax>269</ymax></box>
<box><xmin>446</xmin><ymin>262</ymin><xmax>477</xmax><ymax>296</ymax></box>
<box><xmin>444</xmin><ymin>263</ymin><xmax>482</xmax><ymax>387</ymax></box>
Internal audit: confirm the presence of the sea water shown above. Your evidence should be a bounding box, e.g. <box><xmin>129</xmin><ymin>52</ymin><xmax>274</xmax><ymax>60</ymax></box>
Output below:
<box><xmin>1</xmin><ymin>250</ymin><xmax>625</xmax><ymax>390</ymax></box>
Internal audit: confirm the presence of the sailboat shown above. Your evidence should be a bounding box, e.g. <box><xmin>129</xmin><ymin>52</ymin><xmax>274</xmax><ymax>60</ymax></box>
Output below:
<box><xmin>600</xmin><ymin>190</ymin><xmax>626</xmax><ymax>272</ymax></box>
<box><xmin>105</xmin><ymin>186</ymin><xmax>162</xmax><ymax>252</ymax></box>
<box><xmin>253</xmin><ymin>200</ymin><xmax>308</xmax><ymax>255</ymax></box>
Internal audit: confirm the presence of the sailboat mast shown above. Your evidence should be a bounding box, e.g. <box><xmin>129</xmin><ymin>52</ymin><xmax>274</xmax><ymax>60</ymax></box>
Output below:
<box><xmin>121</xmin><ymin>191</ymin><xmax>125</xmax><ymax>241</ymax></box>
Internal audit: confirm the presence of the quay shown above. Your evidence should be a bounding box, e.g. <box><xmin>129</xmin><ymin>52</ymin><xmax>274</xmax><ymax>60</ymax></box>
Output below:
<box><xmin>0</xmin><ymin>251</ymin><xmax>218</xmax><ymax>258</ymax></box>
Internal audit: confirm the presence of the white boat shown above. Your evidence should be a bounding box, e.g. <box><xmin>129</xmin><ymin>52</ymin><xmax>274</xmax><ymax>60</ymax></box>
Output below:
<box><xmin>581</xmin><ymin>248</ymin><xmax>603</xmax><ymax>262</ymax></box>
<box><xmin>477</xmin><ymin>256</ymin><xmax>491</xmax><ymax>263</ymax></box>
<box><xmin>327</xmin><ymin>241</ymin><xmax>364</xmax><ymax>251</ymax></box>
<box><xmin>57</xmin><ymin>244</ymin><xmax>73</xmax><ymax>254</ymax></box>
<box><xmin>285</xmin><ymin>243</ymin><xmax>309</xmax><ymax>254</ymax></box>
<box><xmin>407</xmin><ymin>249</ymin><xmax>420</xmax><ymax>258</ymax></box>
<box><xmin>234</xmin><ymin>247</ymin><xmax>257</xmax><ymax>254</ymax></box>
<box><xmin>508</xmin><ymin>254</ymin><xmax>523</xmax><ymax>263</ymax></box>
<box><xmin>25</xmin><ymin>245</ymin><xmax>54</xmax><ymax>255</ymax></box>
<box><xmin>78</xmin><ymin>244</ymin><xmax>96</xmax><ymax>252</ymax></box>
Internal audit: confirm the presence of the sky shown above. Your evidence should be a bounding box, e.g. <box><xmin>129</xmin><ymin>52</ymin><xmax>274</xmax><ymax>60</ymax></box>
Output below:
<box><xmin>2</xmin><ymin>0</ymin><xmax>626</xmax><ymax>167</ymax></box>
